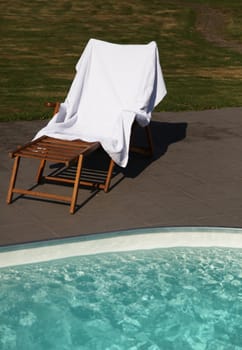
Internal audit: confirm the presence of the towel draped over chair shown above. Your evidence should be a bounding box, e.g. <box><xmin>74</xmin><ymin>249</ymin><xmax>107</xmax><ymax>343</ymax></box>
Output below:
<box><xmin>34</xmin><ymin>38</ymin><xmax>167</xmax><ymax>167</ymax></box>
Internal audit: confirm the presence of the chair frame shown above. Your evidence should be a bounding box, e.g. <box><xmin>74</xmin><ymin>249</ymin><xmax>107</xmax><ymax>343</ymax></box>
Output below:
<box><xmin>7</xmin><ymin>102</ymin><xmax>154</xmax><ymax>214</ymax></box>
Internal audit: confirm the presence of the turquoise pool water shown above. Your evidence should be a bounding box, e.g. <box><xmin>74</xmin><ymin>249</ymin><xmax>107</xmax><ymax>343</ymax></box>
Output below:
<box><xmin>1</xmin><ymin>246</ymin><xmax>242</xmax><ymax>349</ymax></box>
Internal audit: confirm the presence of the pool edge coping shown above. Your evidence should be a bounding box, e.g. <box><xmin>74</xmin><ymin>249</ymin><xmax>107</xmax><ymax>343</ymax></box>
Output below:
<box><xmin>1</xmin><ymin>226</ymin><xmax>242</xmax><ymax>268</ymax></box>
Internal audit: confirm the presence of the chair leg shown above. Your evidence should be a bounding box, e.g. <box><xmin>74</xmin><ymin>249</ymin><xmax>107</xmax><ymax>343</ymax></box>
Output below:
<box><xmin>70</xmin><ymin>154</ymin><xmax>84</xmax><ymax>214</ymax></box>
<box><xmin>104</xmin><ymin>159</ymin><xmax>115</xmax><ymax>193</ymax></box>
<box><xmin>145</xmin><ymin>125</ymin><xmax>154</xmax><ymax>156</ymax></box>
<box><xmin>130</xmin><ymin>123</ymin><xmax>154</xmax><ymax>157</ymax></box>
<box><xmin>6</xmin><ymin>156</ymin><xmax>20</xmax><ymax>204</ymax></box>
<box><xmin>36</xmin><ymin>159</ymin><xmax>46</xmax><ymax>183</ymax></box>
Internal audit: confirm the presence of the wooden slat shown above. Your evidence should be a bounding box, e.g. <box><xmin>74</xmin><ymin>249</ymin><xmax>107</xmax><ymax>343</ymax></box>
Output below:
<box><xmin>44</xmin><ymin>175</ymin><xmax>105</xmax><ymax>189</ymax></box>
<box><xmin>11</xmin><ymin>136</ymin><xmax>100</xmax><ymax>166</ymax></box>
<box><xmin>9</xmin><ymin>136</ymin><xmax>46</xmax><ymax>158</ymax></box>
<box><xmin>130</xmin><ymin>146</ymin><xmax>152</xmax><ymax>156</ymax></box>
<box><xmin>12</xmin><ymin>188</ymin><xmax>72</xmax><ymax>202</ymax></box>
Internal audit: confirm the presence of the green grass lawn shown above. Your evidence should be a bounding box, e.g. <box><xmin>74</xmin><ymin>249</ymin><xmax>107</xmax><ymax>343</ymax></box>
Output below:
<box><xmin>1</xmin><ymin>0</ymin><xmax>242</xmax><ymax>121</ymax></box>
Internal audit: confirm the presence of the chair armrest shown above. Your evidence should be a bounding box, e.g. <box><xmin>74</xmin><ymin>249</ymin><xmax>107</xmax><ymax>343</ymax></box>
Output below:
<box><xmin>45</xmin><ymin>102</ymin><xmax>60</xmax><ymax>115</ymax></box>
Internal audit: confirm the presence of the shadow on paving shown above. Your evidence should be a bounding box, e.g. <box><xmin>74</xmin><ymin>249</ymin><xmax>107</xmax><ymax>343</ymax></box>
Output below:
<box><xmin>123</xmin><ymin>120</ymin><xmax>187</xmax><ymax>178</ymax></box>
<box><xmin>44</xmin><ymin>120</ymin><xmax>188</xmax><ymax>184</ymax></box>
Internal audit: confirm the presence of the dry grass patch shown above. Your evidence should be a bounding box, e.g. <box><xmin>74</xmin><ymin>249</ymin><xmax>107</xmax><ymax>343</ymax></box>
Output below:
<box><xmin>197</xmin><ymin>67</ymin><xmax>242</xmax><ymax>79</ymax></box>
<box><xmin>172</xmin><ymin>67</ymin><xmax>242</xmax><ymax>79</ymax></box>
<box><xmin>194</xmin><ymin>4</ymin><xmax>242</xmax><ymax>54</ymax></box>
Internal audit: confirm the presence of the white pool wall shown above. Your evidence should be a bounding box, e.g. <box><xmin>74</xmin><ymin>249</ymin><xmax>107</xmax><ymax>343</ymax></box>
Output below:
<box><xmin>1</xmin><ymin>227</ymin><xmax>242</xmax><ymax>268</ymax></box>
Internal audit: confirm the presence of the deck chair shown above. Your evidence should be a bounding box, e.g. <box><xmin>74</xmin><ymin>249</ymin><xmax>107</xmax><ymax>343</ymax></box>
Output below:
<box><xmin>7</xmin><ymin>39</ymin><xmax>167</xmax><ymax>214</ymax></box>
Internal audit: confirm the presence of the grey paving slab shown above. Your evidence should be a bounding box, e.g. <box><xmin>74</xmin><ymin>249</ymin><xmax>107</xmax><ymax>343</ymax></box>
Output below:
<box><xmin>0</xmin><ymin>108</ymin><xmax>242</xmax><ymax>246</ymax></box>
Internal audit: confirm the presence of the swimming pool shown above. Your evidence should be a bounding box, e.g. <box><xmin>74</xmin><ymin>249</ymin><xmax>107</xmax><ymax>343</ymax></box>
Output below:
<box><xmin>1</xmin><ymin>227</ymin><xmax>242</xmax><ymax>349</ymax></box>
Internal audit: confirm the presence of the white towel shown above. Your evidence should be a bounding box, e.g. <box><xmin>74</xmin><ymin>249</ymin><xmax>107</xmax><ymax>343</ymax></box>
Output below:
<box><xmin>34</xmin><ymin>39</ymin><xmax>167</xmax><ymax>167</ymax></box>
